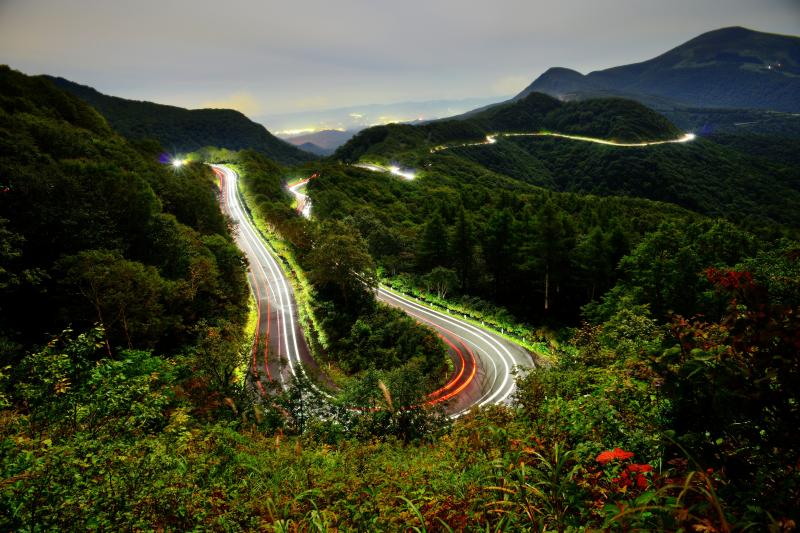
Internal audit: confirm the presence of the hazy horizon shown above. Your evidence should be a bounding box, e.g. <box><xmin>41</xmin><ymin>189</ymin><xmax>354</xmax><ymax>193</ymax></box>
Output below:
<box><xmin>1</xmin><ymin>0</ymin><xmax>798</xmax><ymax>126</ymax></box>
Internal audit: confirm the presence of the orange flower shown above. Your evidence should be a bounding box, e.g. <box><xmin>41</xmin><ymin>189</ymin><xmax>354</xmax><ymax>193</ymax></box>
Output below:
<box><xmin>596</xmin><ymin>448</ymin><xmax>634</xmax><ymax>464</ymax></box>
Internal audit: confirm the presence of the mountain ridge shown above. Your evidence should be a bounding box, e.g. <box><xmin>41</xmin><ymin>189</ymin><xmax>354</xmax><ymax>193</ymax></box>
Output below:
<box><xmin>518</xmin><ymin>26</ymin><xmax>800</xmax><ymax>112</ymax></box>
<box><xmin>47</xmin><ymin>76</ymin><xmax>316</xmax><ymax>165</ymax></box>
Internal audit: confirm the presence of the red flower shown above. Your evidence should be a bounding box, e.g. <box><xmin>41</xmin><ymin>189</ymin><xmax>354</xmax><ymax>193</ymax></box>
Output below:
<box><xmin>627</xmin><ymin>463</ymin><xmax>654</xmax><ymax>474</ymax></box>
<box><xmin>596</xmin><ymin>448</ymin><xmax>634</xmax><ymax>464</ymax></box>
<box><xmin>705</xmin><ymin>267</ymin><xmax>754</xmax><ymax>290</ymax></box>
<box><xmin>636</xmin><ymin>475</ymin><xmax>649</xmax><ymax>490</ymax></box>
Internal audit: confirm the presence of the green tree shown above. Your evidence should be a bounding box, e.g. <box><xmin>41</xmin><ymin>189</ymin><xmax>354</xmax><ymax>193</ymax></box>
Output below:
<box><xmin>306</xmin><ymin>220</ymin><xmax>377</xmax><ymax>310</ymax></box>
<box><xmin>417</xmin><ymin>211</ymin><xmax>449</xmax><ymax>272</ymax></box>
<box><xmin>484</xmin><ymin>208</ymin><xmax>515</xmax><ymax>299</ymax></box>
<box><xmin>573</xmin><ymin>226</ymin><xmax>612</xmax><ymax>300</ymax></box>
<box><xmin>534</xmin><ymin>201</ymin><xmax>575</xmax><ymax>313</ymax></box>
<box><xmin>60</xmin><ymin>250</ymin><xmax>166</xmax><ymax>352</ymax></box>
<box><xmin>194</xmin><ymin>319</ymin><xmax>247</xmax><ymax>396</ymax></box>
<box><xmin>422</xmin><ymin>266</ymin><xmax>459</xmax><ymax>299</ymax></box>
<box><xmin>450</xmin><ymin>205</ymin><xmax>476</xmax><ymax>291</ymax></box>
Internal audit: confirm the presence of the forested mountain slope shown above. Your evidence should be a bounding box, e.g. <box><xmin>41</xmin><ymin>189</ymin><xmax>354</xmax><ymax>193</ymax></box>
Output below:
<box><xmin>334</xmin><ymin>92</ymin><xmax>800</xmax><ymax>228</ymax></box>
<box><xmin>48</xmin><ymin>76</ymin><xmax>316</xmax><ymax>165</ymax></box>
<box><xmin>335</xmin><ymin>92</ymin><xmax>682</xmax><ymax>161</ymax></box>
<box><xmin>519</xmin><ymin>27</ymin><xmax>800</xmax><ymax>112</ymax></box>
<box><xmin>0</xmin><ymin>65</ymin><xmax>248</xmax><ymax>358</ymax></box>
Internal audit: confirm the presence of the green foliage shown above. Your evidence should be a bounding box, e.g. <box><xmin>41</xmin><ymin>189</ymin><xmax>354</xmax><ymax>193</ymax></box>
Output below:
<box><xmin>48</xmin><ymin>75</ymin><xmax>316</xmax><ymax>165</ymax></box>
<box><xmin>2</xmin><ymin>301</ymin><xmax>796</xmax><ymax>530</ymax></box>
<box><xmin>334</xmin><ymin>92</ymin><xmax>681</xmax><ymax>162</ymax></box>
<box><xmin>589</xmin><ymin>219</ymin><xmax>759</xmax><ymax>320</ymax></box>
<box><xmin>0</xmin><ymin>66</ymin><xmax>247</xmax><ymax>358</ymax></box>
<box><xmin>422</xmin><ymin>267</ymin><xmax>458</xmax><ymax>299</ymax></box>
<box><xmin>655</xmin><ymin>264</ymin><xmax>800</xmax><ymax>519</ymax></box>
<box><xmin>308</xmin><ymin>159</ymin><xmax>696</xmax><ymax>324</ymax></box>
<box><xmin>2</xmin><ymin>63</ymin><xmax>798</xmax><ymax>531</ymax></box>
<box><xmin>481</xmin><ymin>94</ymin><xmax>681</xmax><ymax>142</ymax></box>
<box><xmin>306</xmin><ymin>219</ymin><xmax>377</xmax><ymax>311</ymax></box>
<box><xmin>233</xmin><ymin>154</ymin><xmax>449</xmax><ymax>385</ymax></box>
<box><xmin>493</xmin><ymin>134</ymin><xmax>800</xmax><ymax>227</ymax></box>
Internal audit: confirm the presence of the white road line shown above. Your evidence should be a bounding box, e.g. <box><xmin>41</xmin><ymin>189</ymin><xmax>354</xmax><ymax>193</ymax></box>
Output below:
<box><xmin>216</xmin><ymin>164</ymin><xmax>533</xmax><ymax>414</ymax></box>
<box><xmin>215</xmin><ymin>164</ymin><xmax>334</xmax><ymax>398</ymax></box>
<box><xmin>379</xmin><ymin>288</ymin><xmax>522</xmax><ymax>407</ymax></box>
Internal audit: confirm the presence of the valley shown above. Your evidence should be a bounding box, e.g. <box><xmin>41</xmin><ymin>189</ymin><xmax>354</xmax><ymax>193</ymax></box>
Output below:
<box><xmin>1</xmin><ymin>16</ymin><xmax>799</xmax><ymax>531</ymax></box>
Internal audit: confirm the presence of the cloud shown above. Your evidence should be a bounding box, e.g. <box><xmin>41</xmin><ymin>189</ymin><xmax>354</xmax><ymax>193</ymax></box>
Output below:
<box><xmin>491</xmin><ymin>75</ymin><xmax>532</xmax><ymax>96</ymax></box>
<box><xmin>290</xmin><ymin>96</ymin><xmax>332</xmax><ymax>111</ymax></box>
<box><xmin>200</xmin><ymin>91</ymin><xmax>263</xmax><ymax>115</ymax></box>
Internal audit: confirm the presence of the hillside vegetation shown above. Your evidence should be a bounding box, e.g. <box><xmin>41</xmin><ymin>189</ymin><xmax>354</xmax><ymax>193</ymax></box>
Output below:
<box><xmin>1</xmin><ymin>65</ymin><xmax>798</xmax><ymax>530</ymax></box>
<box><xmin>48</xmin><ymin>76</ymin><xmax>316</xmax><ymax>165</ymax></box>
<box><xmin>0</xmin><ymin>64</ymin><xmax>249</xmax><ymax>383</ymax></box>
<box><xmin>336</xmin><ymin>92</ymin><xmax>681</xmax><ymax>162</ymax></box>
<box><xmin>453</xmin><ymin>134</ymin><xmax>800</xmax><ymax>227</ymax></box>
<box><xmin>520</xmin><ymin>26</ymin><xmax>800</xmax><ymax>112</ymax></box>
<box><xmin>334</xmin><ymin>92</ymin><xmax>800</xmax><ymax>228</ymax></box>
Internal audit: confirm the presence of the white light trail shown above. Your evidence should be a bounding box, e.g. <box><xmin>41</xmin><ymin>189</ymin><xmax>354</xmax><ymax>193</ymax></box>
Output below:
<box><xmin>354</xmin><ymin>162</ymin><xmax>416</xmax><ymax>180</ymax></box>
<box><xmin>431</xmin><ymin>131</ymin><xmax>697</xmax><ymax>153</ymax></box>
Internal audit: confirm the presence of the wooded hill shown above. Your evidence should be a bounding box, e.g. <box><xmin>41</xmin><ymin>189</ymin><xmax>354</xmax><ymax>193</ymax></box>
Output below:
<box><xmin>333</xmin><ymin>92</ymin><xmax>800</xmax><ymax>228</ymax></box>
<box><xmin>0</xmin><ymin>65</ymin><xmax>248</xmax><ymax>362</ymax></box>
<box><xmin>519</xmin><ymin>26</ymin><xmax>800</xmax><ymax>112</ymax></box>
<box><xmin>48</xmin><ymin>76</ymin><xmax>316</xmax><ymax>165</ymax></box>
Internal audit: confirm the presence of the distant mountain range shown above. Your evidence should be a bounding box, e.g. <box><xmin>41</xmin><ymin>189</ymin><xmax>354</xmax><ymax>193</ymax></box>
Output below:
<box><xmin>282</xmin><ymin>129</ymin><xmax>358</xmax><ymax>156</ymax></box>
<box><xmin>518</xmin><ymin>27</ymin><xmax>800</xmax><ymax>112</ymax></box>
<box><xmin>47</xmin><ymin>77</ymin><xmax>316</xmax><ymax>165</ymax></box>
<box><xmin>264</xmin><ymin>96</ymin><xmax>505</xmax><ymax>136</ymax></box>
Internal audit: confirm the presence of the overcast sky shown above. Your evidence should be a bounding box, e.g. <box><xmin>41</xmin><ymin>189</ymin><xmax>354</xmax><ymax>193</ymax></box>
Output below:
<box><xmin>1</xmin><ymin>0</ymin><xmax>798</xmax><ymax>117</ymax></box>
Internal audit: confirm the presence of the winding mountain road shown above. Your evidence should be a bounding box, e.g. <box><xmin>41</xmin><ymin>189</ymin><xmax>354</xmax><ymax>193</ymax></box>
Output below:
<box><xmin>430</xmin><ymin>131</ymin><xmax>696</xmax><ymax>153</ymax></box>
<box><xmin>213</xmin><ymin>164</ymin><xmax>536</xmax><ymax>417</ymax></box>
<box><xmin>213</xmin><ymin>165</ymin><xmax>322</xmax><ymax>392</ymax></box>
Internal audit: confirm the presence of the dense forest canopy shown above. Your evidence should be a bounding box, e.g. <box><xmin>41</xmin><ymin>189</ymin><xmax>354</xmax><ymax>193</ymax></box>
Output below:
<box><xmin>0</xmin><ymin>65</ymin><xmax>248</xmax><ymax>362</ymax></box>
<box><xmin>334</xmin><ymin>92</ymin><xmax>800</xmax><ymax>229</ymax></box>
<box><xmin>232</xmin><ymin>150</ymin><xmax>449</xmax><ymax>389</ymax></box>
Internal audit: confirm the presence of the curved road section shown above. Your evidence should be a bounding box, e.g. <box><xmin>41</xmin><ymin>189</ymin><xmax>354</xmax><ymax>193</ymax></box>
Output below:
<box><xmin>215</xmin><ymin>163</ymin><xmax>536</xmax><ymax>417</ymax></box>
<box><xmin>213</xmin><ymin>164</ymin><xmax>321</xmax><ymax>392</ymax></box>
<box><xmin>378</xmin><ymin>287</ymin><xmax>534</xmax><ymax>416</ymax></box>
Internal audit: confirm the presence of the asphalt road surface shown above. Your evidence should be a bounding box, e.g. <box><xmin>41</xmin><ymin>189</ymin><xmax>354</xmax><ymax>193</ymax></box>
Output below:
<box><xmin>214</xmin><ymin>164</ymin><xmax>536</xmax><ymax>416</ymax></box>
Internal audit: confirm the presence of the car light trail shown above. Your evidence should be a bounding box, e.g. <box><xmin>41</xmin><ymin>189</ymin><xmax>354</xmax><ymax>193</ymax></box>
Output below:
<box><xmin>431</xmin><ymin>131</ymin><xmax>697</xmax><ymax>152</ymax></box>
<box><xmin>354</xmin><ymin>162</ymin><xmax>416</xmax><ymax>180</ymax></box>
<box><xmin>213</xmin><ymin>164</ymin><xmax>536</xmax><ymax>418</ymax></box>
<box><xmin>287</xmin><ymin>175</ymin><xmax>315</xmax><ymax>218</ymax></box>
<box><xmin>388</xmin><ymin>165</ymin><xmax>416</xmax><ymax>180</ymax></box>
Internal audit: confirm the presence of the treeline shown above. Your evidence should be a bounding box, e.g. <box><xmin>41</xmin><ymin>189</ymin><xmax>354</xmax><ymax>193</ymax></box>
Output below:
<box><xmin>48</xmin><ymin>75</ymin><xmax>316</xmax><ymax>165</ymax></box>
<box><xmin>308</xmin><ymin>157</ymin><xmax>705</xmax><ymax>324</ymax></box>
<box><xmin>0</xmin><ymin>66</ymin><xmax>248</xmax><ymax>379</ymax></box>
<box><xmin>476</xmin><ymin>94</ymin><xmax>682</xmax><ymax>141</ymax></box>
<box><xmin>334</xmin><ymin>92</ymin><xmax>682</xmax><ymax>162</ymax></box>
